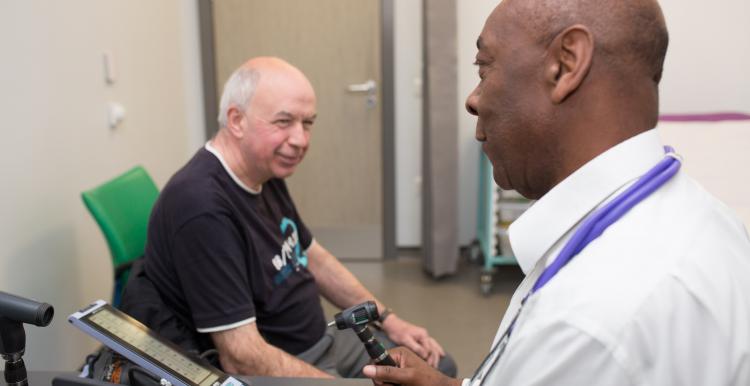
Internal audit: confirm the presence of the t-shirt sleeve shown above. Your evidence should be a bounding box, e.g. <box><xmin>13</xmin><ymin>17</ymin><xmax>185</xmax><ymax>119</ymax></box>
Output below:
<box><xmin>170</xmin><ymin>213</ymin><xmax>256</xmax><ymax>332</ymax></box>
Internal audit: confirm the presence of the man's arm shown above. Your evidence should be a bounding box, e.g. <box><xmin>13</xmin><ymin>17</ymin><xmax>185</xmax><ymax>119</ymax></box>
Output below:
<box><xmin>305</xmin><ymin>241</ymin><xmax>445</xmax><ymax>366</ymax></box>
<box><xmin>305</xmin><ymin>240</ymin><xmax>381</xmax><ymax>311</ymax></box>
<box><xmin>210</xmin><ymin>322</ymin><xmax>333</xmax><ymax>378</ymax></box>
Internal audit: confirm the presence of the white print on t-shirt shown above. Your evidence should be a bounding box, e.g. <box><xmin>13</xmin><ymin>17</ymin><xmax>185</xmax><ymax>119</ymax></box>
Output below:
<box><xmin>272</xmin><ymin>230</ymin><xmax>299</xmax><ymax>271</ymax></box>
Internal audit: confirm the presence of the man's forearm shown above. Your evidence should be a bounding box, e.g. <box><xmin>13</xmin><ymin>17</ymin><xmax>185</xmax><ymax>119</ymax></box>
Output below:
<box><xmin>307</xmin><ymin>242</ymin><xmax>386</xmax><ymax>312</ymax></box>
<box><xmin>221</xmin><ymin>343</ymin><xmax>331</xmax><ymax>378</ymax></box>
<box><xmin>212</xmin><ymin>323</ymin><xmax>333</xmax><ymax>378</ymax></box>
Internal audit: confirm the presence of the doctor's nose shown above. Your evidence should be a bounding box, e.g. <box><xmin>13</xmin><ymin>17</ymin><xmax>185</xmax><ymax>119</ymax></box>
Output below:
<box><xmin>466</xmin><ymin>90</ymin><xmax>485</xmax><ymax>141</ymax></box>
<box><xmin>465</xmin><ymin>89</ymin><xmax>479</xmax><ymax>116</ymax></box>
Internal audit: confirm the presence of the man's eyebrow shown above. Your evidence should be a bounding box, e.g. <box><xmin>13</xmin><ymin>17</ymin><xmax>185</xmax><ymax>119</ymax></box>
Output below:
<box><xmin>274</xmin><ymin>111</ymin><xmax>317</xmax><ymax>120</ymax></box>
<box><xmin>274</xmin><ymin>111</ymin><xmax>294</xmax><ymax>119</ymax></box>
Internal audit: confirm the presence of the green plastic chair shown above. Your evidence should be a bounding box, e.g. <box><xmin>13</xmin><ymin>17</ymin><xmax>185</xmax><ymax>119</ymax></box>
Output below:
<box><xmin>81</xmin><ymin>166</ymin><xmax>159</xmax><ymax>307</ymax></box>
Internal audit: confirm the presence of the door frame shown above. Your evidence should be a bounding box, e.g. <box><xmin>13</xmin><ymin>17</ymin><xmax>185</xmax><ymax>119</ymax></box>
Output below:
<box><xmin>196</xmin><ymin>0</ymin><xmax>398</xmax><ymax>259</ymax></box>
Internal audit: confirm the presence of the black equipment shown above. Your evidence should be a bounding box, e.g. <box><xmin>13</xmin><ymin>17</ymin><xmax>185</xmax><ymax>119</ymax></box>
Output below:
<box><xmin>329</xmin><ymin>301</ymin><xmax>397</xmax><ymax>367</ymax></box>
<box><xmin>0</xmin><ymin>291</ymin><xmax>55</xmax><ymax>386</ymax></box>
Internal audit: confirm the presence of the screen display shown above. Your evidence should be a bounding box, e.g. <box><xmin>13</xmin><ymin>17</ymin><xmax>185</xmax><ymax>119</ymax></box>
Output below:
<box><xmin>84</xmin><ymin>306</ymin><xmax>221</xmax><ymax>386</ymax></box>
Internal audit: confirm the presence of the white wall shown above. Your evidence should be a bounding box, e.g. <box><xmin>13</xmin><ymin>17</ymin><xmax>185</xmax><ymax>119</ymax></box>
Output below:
<box><xmin>659</xmin><ymin>0</ymin><xmax>750</xmax><ymax>113</ymax></box>
<box><xmin>394</xmin><ymin>0</ymin><xmax>424</xmax><ymax>247</ymax></box>
<box><xmin>0</xmin><ymin>0</ymin><xmax>204</xmax><ymax>370</ymax></box>
<box><xmin>659</xmin><ymin>120</ymin><xmax>750</xmax><ymax>228</ymax></box>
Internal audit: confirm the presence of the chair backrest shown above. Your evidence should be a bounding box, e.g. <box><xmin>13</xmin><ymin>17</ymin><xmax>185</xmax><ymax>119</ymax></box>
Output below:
<box><xmin>81</xmin><ymin>166</ymin><xmax>159</xmax><ymax>271</ymax></box>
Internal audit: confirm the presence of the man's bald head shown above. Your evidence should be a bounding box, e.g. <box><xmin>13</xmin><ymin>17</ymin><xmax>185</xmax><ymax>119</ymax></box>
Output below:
<box><xmin>243</xmin><ymin>57</ymin><xmax>314</xmax><ymax>88</ymax></box>
<box><xmin>217</xmin><ymin>57</ymin><xmax>315</xmax><ymax>129</ymax></box>
<box><xmin>499</xmin><ymin>0</ymin><xmax>669</xmax><ymax>83</ymax></box>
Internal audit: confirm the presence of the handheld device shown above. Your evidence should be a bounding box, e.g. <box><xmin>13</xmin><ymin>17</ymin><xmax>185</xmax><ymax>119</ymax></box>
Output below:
<box><xmin>328</xmin><ymin>302</ymin><xmax>397</xmax><ymax>367</ymax></box>
<box><xmin>329</xmin><ymin>301</ymin><xmax>379</xmax><ymax>331</ymax></box>
<box><xmin>69</xmin><ymin>300</ymin><xmax>248</xmax><ymax>386</ymax></box>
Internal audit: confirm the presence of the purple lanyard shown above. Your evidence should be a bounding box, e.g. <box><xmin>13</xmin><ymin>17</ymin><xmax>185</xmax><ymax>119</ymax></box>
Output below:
<box><xmin>472</xmin><ymin>147</ymin><xmax>682</xmax><ymax>385</ymax></box>
<box><xmin>528</xmin><ymin>146</ymin><xmax>681</xmax><ymax>297</ymax></box>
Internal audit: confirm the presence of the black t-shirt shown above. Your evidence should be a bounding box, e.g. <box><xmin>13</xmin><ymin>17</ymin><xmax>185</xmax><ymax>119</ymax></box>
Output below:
<box><xmin>143</xmin><ymin>147</ymin><xmax>326</xmax><ymax>355</ymax></box>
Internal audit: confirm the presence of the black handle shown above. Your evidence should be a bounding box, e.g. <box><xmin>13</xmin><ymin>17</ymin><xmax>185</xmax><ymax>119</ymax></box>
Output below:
<box><xmin>4</xmin><ymin>357</ymin><xmax>28</xmax><ymax>386</ymax></box>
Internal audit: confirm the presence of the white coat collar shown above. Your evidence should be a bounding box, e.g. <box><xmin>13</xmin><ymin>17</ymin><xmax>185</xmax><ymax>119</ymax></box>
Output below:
<box><xmin>508</xmin><ymin>129</ymin><xmax>666</xmax><ymax>275</ymax></box>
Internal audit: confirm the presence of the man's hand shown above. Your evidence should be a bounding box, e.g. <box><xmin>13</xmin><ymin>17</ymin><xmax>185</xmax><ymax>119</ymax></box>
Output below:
<box><xmin>380</xmin><ymin>314</ymin><xmax>445</xmax><ymax>368</ymax></box>
<box><xmin>363</xmin><ymin>347</ymin><xmax>460</xmax><ymax>386</ymax></box>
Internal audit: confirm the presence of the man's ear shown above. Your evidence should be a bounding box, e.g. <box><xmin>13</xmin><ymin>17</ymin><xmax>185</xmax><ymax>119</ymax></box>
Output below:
<box><xmin>225</xmin><ymin>106</ymin><xmax>246</xmax><ymax>138</ymax></box>
<box><xmin>544</xmin><ymin>24</ymin><xmax>594</xmax><ymax>104</ymax></box>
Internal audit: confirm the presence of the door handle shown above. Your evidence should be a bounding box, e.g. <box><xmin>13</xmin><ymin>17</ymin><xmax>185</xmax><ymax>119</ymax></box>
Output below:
<box><xmin>347</xmin><ymin>80</ymin><xmax>377</xmax><ymax>93</ymax></box>
<box><xmin>347</xmin><ymin>80</ymin><xmax>377</xmax><ymax>108</ymax></box>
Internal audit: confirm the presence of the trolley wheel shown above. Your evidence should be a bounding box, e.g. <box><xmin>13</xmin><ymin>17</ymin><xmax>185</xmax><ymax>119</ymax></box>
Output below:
<box><xmin>480</xmin><ymin>271</ymin><xmax>494</xmax><ymax>296</ymax></box>
<box><xmin>467</xmin><ymin>239</ymin><xmax>484</xmax><ymax>264</ymax></box>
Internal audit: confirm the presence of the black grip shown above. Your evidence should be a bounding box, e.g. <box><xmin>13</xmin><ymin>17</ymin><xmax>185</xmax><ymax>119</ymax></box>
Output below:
<box><xmin>0</xmin><ymin>291</ymin><xmax>54</xmax><ymax>327</ymax></box>
<box><xmin>375</xmin><ymin>353</ymin><xmax>397</xmax><ymax>367</ymax></box>
<box><xmin>364</xmin><ymin>340</ymin><xmax>397</xmax><ymax>366</ymax></box>
<box><xmin>365</xmin><ymin>341</ymin><xmax>399</xmax><ymax>386</ymax></box>
<box><xmin>4</xmin><ymin>357</ymin><xmax>28</xmax><ymax>385</ymax></box>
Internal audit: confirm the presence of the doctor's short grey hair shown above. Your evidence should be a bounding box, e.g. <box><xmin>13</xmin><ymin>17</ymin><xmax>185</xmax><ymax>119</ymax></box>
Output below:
<box><xmin>217</xmin><ymin>66</ymin><xmax>261</xmax><ymax>129</ymax></box>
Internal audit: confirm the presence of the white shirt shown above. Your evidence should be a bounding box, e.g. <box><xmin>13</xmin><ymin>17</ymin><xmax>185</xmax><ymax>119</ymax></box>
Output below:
<box><xmin>466</xmin><ymin>129</ymin><xmax>750</xmax><ymax>386</ymax></box>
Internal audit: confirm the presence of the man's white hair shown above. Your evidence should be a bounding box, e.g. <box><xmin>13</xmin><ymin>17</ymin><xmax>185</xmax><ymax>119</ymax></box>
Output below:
<box><xmin>217</xmin><ymin>66</ymin><xmax>261</xmax><ymax>129</ymax></box>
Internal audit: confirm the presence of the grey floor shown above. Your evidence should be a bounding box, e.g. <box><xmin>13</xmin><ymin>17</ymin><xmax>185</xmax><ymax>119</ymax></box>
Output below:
<box><xmin>321</xmin><ymin>253</ymin><xmax>524</xmax><ymax>379</ymax></box>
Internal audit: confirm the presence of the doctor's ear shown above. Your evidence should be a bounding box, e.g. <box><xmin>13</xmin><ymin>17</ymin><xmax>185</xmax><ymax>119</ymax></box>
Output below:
<box><xmin>545</xmin><ymin>24</ymin><xmax>594</xmax><ymax>104</ymax></box>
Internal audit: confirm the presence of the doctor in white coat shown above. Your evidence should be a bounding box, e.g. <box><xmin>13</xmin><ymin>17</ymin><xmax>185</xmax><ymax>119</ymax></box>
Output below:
<box><xmin>364</xmin><ymin>0</ymin><xmax>750</xmax><ymax>385</ymax></box>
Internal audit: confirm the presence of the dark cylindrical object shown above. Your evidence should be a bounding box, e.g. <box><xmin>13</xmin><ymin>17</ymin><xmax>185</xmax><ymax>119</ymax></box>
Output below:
<box><xmin>353</xmin><ymin>324</ymin><xmax>374</xmax><ymax>342</ymax></box>
<box><xmin>4</xmin><ymin>357</ymin><xmax>28</xmax><ymax>386</ymax></box>
<box><xmin>0</xmin><ymin>291</ymin><xmax>54</xmax><ymax>327</ymax></box>
<box><xmin>353</xmin><ymin>324</ymin><xmax>398</xmax><ymax>367</ymax></box>
<box><xmin>364</xmin><ymin>340</ymin><xmax>397</xmax><ymax>366</ymax></box>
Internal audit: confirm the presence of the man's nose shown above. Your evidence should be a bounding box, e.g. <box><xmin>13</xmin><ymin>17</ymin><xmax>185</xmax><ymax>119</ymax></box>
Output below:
<box><xmin>288</xmin><ymin>122</ymin><xmax>309</xmax><ymax>148</ymax></box>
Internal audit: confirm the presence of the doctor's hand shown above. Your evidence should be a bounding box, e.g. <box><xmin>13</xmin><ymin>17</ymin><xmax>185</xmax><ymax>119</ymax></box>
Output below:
<box><xmin>363</xmin><ymin>347</ymin><xmax>460</xmax><ymax>386</ymax></box>
<box><xmin>380</xmin><ymin>314</ymin><xmax>445</xmax><ymax>367</ymax></box>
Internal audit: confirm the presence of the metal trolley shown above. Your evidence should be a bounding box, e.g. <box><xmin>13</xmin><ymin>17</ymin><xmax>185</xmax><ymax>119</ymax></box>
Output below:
<box><xmin>469</xmin><ymin>152</ymin><xmax>531</xmax><ymax>295</ymax></box>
